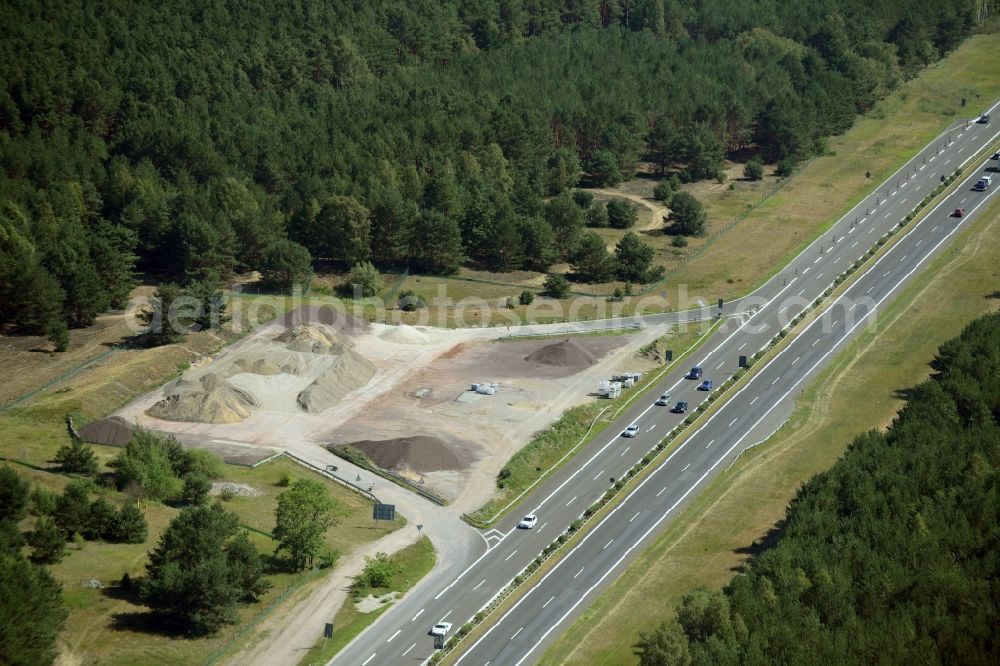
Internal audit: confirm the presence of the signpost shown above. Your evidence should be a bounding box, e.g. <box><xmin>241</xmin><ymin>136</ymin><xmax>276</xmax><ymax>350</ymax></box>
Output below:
<box><xmin>373</xmin><ymin>503</ymin><xmax>396</xmax><ymax>522</ymax></box>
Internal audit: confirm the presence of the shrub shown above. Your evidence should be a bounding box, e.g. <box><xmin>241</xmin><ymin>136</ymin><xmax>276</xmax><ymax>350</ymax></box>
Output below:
<box><xmin>744</xmin><ymin>156</ymin><xmax>764</xmax><ymax>181</ymax></box>
<box><xmin>542</xmin><ymin>274</ymin><xmax>571</xmax><ymax>299</ymax></box>
<box><xmin>347</xmin><ymin>261</ymin><xmax>384</xmax><ymax>297</ymax></box>
<box><xmin>518</xmin><ymin>290</ymin><xmax>534</xmax><ymax>305</ymax></box>
<box><xmin>671</xmin><ymin>235</ymin><xmax>688</xmax><ymax>248</ymax></box>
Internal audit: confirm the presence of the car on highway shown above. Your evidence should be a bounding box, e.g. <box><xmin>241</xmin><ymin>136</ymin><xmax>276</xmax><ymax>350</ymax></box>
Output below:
<box><xmin>953</xmin><ymin>208</ymin><xmax>965</xmax><ymax>217</ymax></box>
<box><xmin>698</xmin><ymin>380</ymin><xmax>713</xmax><ymax>391</ymax></box>
<box><xmin>517</xmin><ymin>514</ymin><xmax>538</xmax><ymax>529</ymax></box>
<box><xmin>671</xmin><ymin>400</ymin><xmax>688</xmax><ymax>413</ymax></box>
<box><xmin>622</xmin><ymin>424</ymin><xmax>640</xmax><ymax>437</ymax></box>
<box><xmin>980</xmin><ymin>114</ymin><xmax>991</xmax><ymax>124</ymax></box>
<box><xmin>993</xmin><ymin>152</ymin><xmax>1000</xmax><ymax>160</ymax></box>
<box><xmin>655</xmin><ymin>392</ymin><xmax>671</xmax><ymax>406</ymax></box>
<box><xmin>687</xmin><ymin>366</ymin><xmax>703</xmax><ymax>379</ymax></box>
<box><xmin>430</xmin><ymin>622</ymin><xmax>453</xmax><ymax>636</ymax></box>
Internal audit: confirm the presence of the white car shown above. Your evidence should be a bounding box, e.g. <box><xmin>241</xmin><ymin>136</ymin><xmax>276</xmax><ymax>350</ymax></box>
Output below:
<box><xmin>518</xmin><ymin>514</ymin><xmax>538</xmax><ymax>529</ymax></box>
<box><xmin>622</xmin><ymin>424</ymin><xmax>640</xmax><ymax>437</ymax></box>
<box><xmin>655</xmin><ymin>393</ymin><xmax>671</xmax><ymax>406</ymax></box>
<box><xmin>430</xmin><ymin>622</ymin><xmax>453</xmax><ymax>636</ymax></box>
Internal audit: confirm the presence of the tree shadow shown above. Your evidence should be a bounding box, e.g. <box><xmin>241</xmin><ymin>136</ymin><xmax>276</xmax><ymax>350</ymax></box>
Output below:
<box><xmin>730</xmin><ymin>519</ymin><xmax>785</xmax><ymax>573</ymax></box>
<box><xmin>986</xmin><ymin>289</ymin><xmax>1000</xmax><ymax>300</ymax></box>
<box><xmin>110</xmin><ymin>610</ymin><xmax>193</xmax><ymax>638</ymax></box>
<box><xmin>892</xmin><ymin>386</ymin><xmax>919</xmax><ymax>401</ymax></box>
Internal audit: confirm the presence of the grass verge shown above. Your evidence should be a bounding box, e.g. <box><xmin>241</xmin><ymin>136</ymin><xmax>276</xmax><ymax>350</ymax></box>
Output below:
<box><xmin>537</xmin><ymin>171</ymin><xmax>1000</xmax><ymax>666</ymax></box>
<box><xmin>463</xmin><ymin>319</ymin><xmax>718</xmax><ymax>528</ymax></box>
<box><xmin>297</xmin><ymin>536</ymin><xmax>437</xmax><ymax>666</ymax></box>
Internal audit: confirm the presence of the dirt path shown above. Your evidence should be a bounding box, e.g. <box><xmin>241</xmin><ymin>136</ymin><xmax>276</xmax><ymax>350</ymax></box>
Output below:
<box><xmin>589</xmin><ymin>188</ymin><xmax>669</xmax><ymax>231</ymax></box>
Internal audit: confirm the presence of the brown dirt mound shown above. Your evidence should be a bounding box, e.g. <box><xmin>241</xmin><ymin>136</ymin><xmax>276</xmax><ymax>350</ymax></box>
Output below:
<box><xmin>347</xmin><ymin>435</ymin><xmax>470</xmax><ymax>473</ymax></box>
<box><xmin>78</xmin><ymin>416</ymin><xmax>134</xmax><ymax>447</ymax></box>
<box><xmin>296</xmin><ymin>349</ymin><xmax>376</xmax><ymax>412</ymax></box>
<box><xmin>147</xmin><ymin>375</ymin><xmax>257</xmax><ymax>424</ymax></box>
<box><xmin>524</xmin><ymin>337</ymin><xmax>599</xmax><ymax>369</ymax></box>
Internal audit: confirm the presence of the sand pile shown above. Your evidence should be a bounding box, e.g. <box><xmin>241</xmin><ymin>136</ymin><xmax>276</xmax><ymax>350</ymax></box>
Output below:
<box><xmin>346</xmin><ymin>435</ymin><xmax>470</xmax><ymax>473</ymax></box>
<box><xmin>275</xmin><ymin>324</ymin><xmax>345</xmax><ymax>354</ymax></box>
<box><xmin>281</xmin><ymin>305</ymin><xmax>368</xmax><ymax>337</ymax></box>
<box><xmin>78</xmin><ymin>416</ymin><xmax>134</xmax><ymax>447</ymax></box>
<box><xmin>380</xmin><ymin>324</ymin><xmax>429</xmax><ymax>345</ymax></box>
<box><xmin>296</xmin><ymin>349</ymin><xmax>376</xmax><ymax>413</ymax></box>
<box><xmin>231</xmin><ymin>356</ymin><xmax>282</xmax><ymax>376</ymax></box>
<box><xmin>147</xmin><ymin>374</ymin><xmax>257</xmax><ymax>424</ymax></box>
<box><xmin>525</xmin><ymin>338</ymin><xmax>598</xmax><ymax>369</ymax></box>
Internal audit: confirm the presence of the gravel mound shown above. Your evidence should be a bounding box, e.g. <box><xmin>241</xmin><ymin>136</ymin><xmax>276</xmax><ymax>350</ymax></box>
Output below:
<box><xmin>281</xmin><ymin>305</ymin><xmax>368</xmax><ymax>337</ymax></box>
<box><xmin>275</xmin><ymin>324</ymin><xmax>345</xmax><ymax>354</ymax></box>
<box><xmin>524</xmin><ymin>337</ymin><xmax>598</xmax><ymax>369</ymax></box>
<box><xmin>78</xmin><ymin>416</ymin><xmax>134</xmax><ymax>446</ymax></box>
<box><xmin>147</xmin><ymin>374</ymin><xmax>257</xmax><ymax>424</ymax></box>
<box><xmin>296</xmin><ymin>349</ymin><xmax>376</xmax><ymax>412</ymax></box>
<box><xmin>380</xmin><ymin>324</ymin><xmax>429</xmax><ymax>345</ymax></box>
<box><xmin>347</xmin><ymin>435</ymin><xmax>470</xmax><ymax>473</ymax></box>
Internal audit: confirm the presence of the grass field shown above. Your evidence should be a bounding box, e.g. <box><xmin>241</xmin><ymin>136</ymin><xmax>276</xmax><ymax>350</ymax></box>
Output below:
<box><xmin>537</xmin><ymin>168</ymin><xmax>1000</xmax><ymax>666</ymax></box>
<box><xmin>297</xmin><ymin>536</ymin><xmax>437</xmax><ymax>666</ymax></box>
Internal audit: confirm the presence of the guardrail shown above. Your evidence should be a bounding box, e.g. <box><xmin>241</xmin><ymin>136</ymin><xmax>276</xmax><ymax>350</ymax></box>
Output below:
<box><xmin>283</xmin><ymin>450</ymin><xmax>380</xmax><ymax>503</ymax></box>
<box><xmin>323</xmin><ymin>445</ymin><xmax>448</xmax><ymax>506</ymax></box>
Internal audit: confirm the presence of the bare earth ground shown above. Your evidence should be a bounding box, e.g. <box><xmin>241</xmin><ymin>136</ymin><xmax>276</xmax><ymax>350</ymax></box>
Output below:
<box><xmin>112</xmin><ymin>310</ymin><xmax>666</xmax><ymax>513</ymax></box>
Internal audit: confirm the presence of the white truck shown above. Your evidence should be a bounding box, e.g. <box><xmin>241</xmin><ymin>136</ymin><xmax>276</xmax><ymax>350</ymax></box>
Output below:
<box><xmin>975</xmin><ymin>175</ymin><xmax>992</xmax><ymax>191</ymax></box>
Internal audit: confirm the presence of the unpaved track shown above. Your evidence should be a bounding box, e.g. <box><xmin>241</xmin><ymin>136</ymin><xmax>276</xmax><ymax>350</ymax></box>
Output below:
<box><xmin>589</xmin><ymin>187</ymin><xmax>669</xmax><ymax>231</ymax></box>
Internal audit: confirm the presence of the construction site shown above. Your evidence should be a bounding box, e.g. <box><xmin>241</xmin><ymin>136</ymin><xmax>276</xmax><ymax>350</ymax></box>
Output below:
<box><xmin>86</xmin><ymin>305</ymin><xmax>670</xmax><ymax>512</ymax></box>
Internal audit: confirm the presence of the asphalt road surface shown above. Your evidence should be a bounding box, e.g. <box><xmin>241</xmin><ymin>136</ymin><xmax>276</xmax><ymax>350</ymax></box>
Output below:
<box><xmin>331</xmin><ymin>102</ymin><xmax>1000</xmax><ymax>666</ymax></box>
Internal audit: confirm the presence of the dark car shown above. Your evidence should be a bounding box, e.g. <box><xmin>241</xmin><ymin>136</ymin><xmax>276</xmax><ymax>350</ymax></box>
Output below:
<box><xmin>671</xmin><ymin>400</ymin><xmax>688</xmax><ymax>414</ymax></box>
<box><xmin>698</xmin><ymin>380</ymin><xmax>713</xmax><ymax>391</ymax></box>
<box><xmin>953</xmin><ymin>208</ymin><xmax>965</xmax><ymax>217</ymax></box>
<box><xmin>687</xmin><ymin>366</ymin><xmax>703</xmax><ymax>380</ymax></box>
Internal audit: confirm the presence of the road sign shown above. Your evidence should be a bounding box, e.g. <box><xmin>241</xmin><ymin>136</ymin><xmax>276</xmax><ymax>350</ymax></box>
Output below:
<box><xmin>665</xmin><ymin>349</ymin><xmax>673</xmax><ymax>362</ymax></box>
<box><xmin>434</xmin><ymin>635</ymin><xmax>445</xmax><ymax>649</ymax></box>
<box><xmin>718</xmin><ymin>298</ymin><xmax>724</xmax><ymax>309</ymax></box>
<box><xmin>373</xmin><ymin>503</ymin><xmax>396</xmax><ymax>521</ymax></box>
<box><xmin>739</xmin><ymin>355</ymin><xmax>748</xmax><ymax>368</ymax></box>
<box><xmin>417</xmin><ymin>524</ymin><xmax>423</xmax><ymax>533</ymax></box>
<box><xmin>324</xmin><ymin>623</ymin><xmax>333</xmax><ymax>638</ymax></box>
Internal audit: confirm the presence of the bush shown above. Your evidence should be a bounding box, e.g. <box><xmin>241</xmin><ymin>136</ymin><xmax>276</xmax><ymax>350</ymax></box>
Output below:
<box><xmin>54</xmin><ymin>437</ymin><xmax>99</xmax><ymax>476</ymax></box>
<box><xmin>505</xmin><ymin>297</ymin><xmax>516</xmax><ymax>309</ymax></box>
<box><xmin>396</xmin><ymin>289</ymin><xmax>426</xmax><ymax>311</ymax></box>
<box><xmin>182</xmin><ymin>473</ymin><xmax>212</xmax><ymax>506</ymax></box>
<box><xmin>352</xmin><ymin>552</ymin><xmax>401</xmax><ymax>596</ymax></box>
<box><xmin>653</xmin><ymin>179</ymin><xmax>675</xmax><ymax>202</ymax></box>
<box><xmin>518</xmin><ymin>290</ymin><xmax>534</xmax><ymax>306</ymax></box>
<box><xmin>775</xmin><ymin>157</ymin><xmax>796</xmax><ymax>177</ymax></box>
<box><xmin>28</xmin><ymin>517</ymin><xmax>66</xmax><ymax>564</ymax></box>
<box><xmin>571</xmin><ymin>190</ymin><xmax>593</xmax><ymax>208</ymax></box>
<box><xmin>277</xmin><ymin>473</ymin><xmax>292</xmax><ymax>487</ymax></box>
<box><xmin>585</xmin><ymin>202</ymin><xmax>608</xmax><ymax>227</ymax></box>
<box><xmin>671</xmin><ymin>235</ymin><xmax>689</xmax><ymax>248</ymax></box>
<box><xmin>542</xmin><ymin>274</ymin><xmax>571</xmax><ymax>299</ymax></box>
<box><xmin>347</xmin><ymin>261</ymin><xmax>384</xmax><ymax>297</ymax></box>
<box><xmin>666</xmin><ymin>192</ymin><xmax>707</xmax><ymax>236</ymax></box>
<box><xmin>110</xmin><ymin>427</ymin><xmax>183</xmax><ymax>501</ymax></box>
<box><xmin>744</xmin><ymin>156</ymin><xmax>764</xmax><ymax>181</ymax></box>
<box><xmin>111</xmin><ymin>503</ymin><xmax>148</xmax><ymax>544</ymax></box>
<box><xmin>607</xmin><ymin>199</ymin><xmax>638</xmax><ymax>229</ymax></box>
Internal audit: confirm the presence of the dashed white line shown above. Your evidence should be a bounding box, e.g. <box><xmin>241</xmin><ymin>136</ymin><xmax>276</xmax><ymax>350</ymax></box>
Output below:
<box><xmin>869</xmin><ymin>227</ymin><xmax>875</xmax><ymax>234</ymax></box>
<box><xmin>849</xmin><ymin>303</ymin><xmax>857</xmax><ymax>311</ymax></box>
<box><xmin>916</xmin><ymin>239</ymin><xmax>923</xmax><ymax>245</ymax></box>
<box><xmin>932</xmin><ymin>225</ymin><xmax>938</xmax><ymax>231</ymax></box>
<box><xmin>620</xmin><ymin>447</ymin><xmax>630</xmax><ymax>457</ymax></box>
<box><xmin>543</xmin><ymin>596</ymin><xmax>555</xmax><ymax>609</ymax></box>
<box><xmin>511</xmin><ymin>627</ymin><xmax>524</xmax><ymax>640</ymax></box>
<box><xmin>505</xmin><ymin>549</ymin><xmax>518</xmax><ymax>561</ymax></box>
<box><xmin>816</xmin><ymin>273</ymin><xmax>823</xmax><ymax>280</ymax></box>
<box><xmin>771</xmin><ymin>376</ymin><xmax>780</xmax><ymax>386</ymax></box>
<box><xmin>813</xmin><ymin>257</ymin><xmax>821</xmax><ymax>264</ymax></box>
<box><xmin>797</xmin><ymin>288</ymin><xmax>805</xmax><ymax>296</ymax></box>
<box><xmin>900</xmin><ymin>198</ymin><xmax>906</xmax><ymax>204</ymax></box>
<box><xmin>728</xmin><ymin>417</ymin><xmax>738</xmax><ymax>427</ymax></box>
<box><xmin>574</xmin><ymin>567</ymin><xmax>585</xmax><ymax>579</ymax></box>
<box><xmin>811</xmin><ymin>338</ymin><xmax>819</xmax><ymax>347</ymax></box>
<box><xmin>706</xmin><ymin>439</ymin><xmax>715</xmax><ymax>448</ymax></box>
<box><xmin>656</xmin><ymin>486</ymin><xmax>666</xmax><ymax>497</ymax></box>
<box><xmin>851</xmin><ymin>241</ymin><xmax>858</xmax><ymax>248</ymax></box>
<box><xmin>866</xmin><ymin>286</ymin><xmax>874</xmax><ymax>294</ymax></box>
<box><xmin>900</xmin><ymin>255</ymin><xmax>908</xmax><ymax>262</ymax></box>
<box><xmin>646</xmin><ymin>424</ymin><xmax>657</xmax><ymax>433</ymax></box>
<box><xmin>412</xmin><ymin>609</ymin><xmax>425</xmax><ymax>622</ymax></box>
<box><xmin>802</xmin><ymin>267</ymin><xmax>810</xmax><ymax>274</ymax></box>
<box><xmin>441</xmin><ymin>610</ymin><xmax>453</xmax><ymax>621</ymax></box>
<box><xmin>629</xmin><ymin>511</ymin><xmax>640</xmax><ymax>523</ymax></box>
<box><xmin>792</xmin><ymin>356</ymin><xmax>800</xmax><ymax>365</ymax></box>
<box><xmin>538</xmin><ymin>522</ymin><xmax>547</xmax><ymax>532</ymax></box>
<box><xmin>566</xmin><ymin>496</ymin><xmax>577</xmax><ymax>507</ymax></box>
<box><xmin>716</xmin><ymin>361</ymin><xmax>725</xmax><ymax>369</ymax></box>
<box><xmin>593</xmin><ymin>469</ymin><xmax>604</xmax><ymax>481</ymax></box>
<box><xmin>603</xmin><ymin>539</ymin><xmax>614</xmax><ymax>550</ymax></box>
<box><xmin>833</xmin><ymin>256</ymin><xmax>841</xmax><ymax>263</ymax></box>
<box><xmin>738</xmin><ymin>342</ymin><xmax>747</xmax><ymax>350</ymax></box>
<box><xmin>682</xmin><ymin>463</ymin><xmax>691</xmax><ymax>471</ymax></box>
<box><xmin>778</xmin><ymin>305</ymin><xmax>787</xmax><ymax>314</ymax></box>
<box><xmin>473</xmin><ymin>579</ymin><xmax>486</xmax><ymax>590</ymax></box>
<box><xmin>884</xmin><ymin>271</ymin><xmax>891</xmax><ymax>277</ymax></box>
<box><xmin>403</xmin><ymin>643</ymin><xmax>416</xmax><ymax>657</ymax></box>
<box><xmin>832</xmin><ymin>319</ymin><xmax>839</xmax><ymax>327</ymax></box>
<box><xmin>362</xmin><ymin>654</ymin><xmax>376</xmax><ymax>666</ymax></box>
<box><xmin>387</xmin><ymin>629</ymin><xmax>402</xmax><ymax>643</ymax></box>
<box><xmin>750</xmin><ymin>396</ymin><xmax>759</xmax><ymax>405</ymax></box>
<box><xmin>883</xmin><ymin>212</ymin><xmax>891</xmax><ymax>219</ymax></box>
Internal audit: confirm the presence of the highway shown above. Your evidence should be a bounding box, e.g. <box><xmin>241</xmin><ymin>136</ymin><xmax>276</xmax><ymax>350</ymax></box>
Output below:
<box><xmin>330</xmin><ymin>102</ymin><xmax>1000</xmax><ymax>666</ymax></box>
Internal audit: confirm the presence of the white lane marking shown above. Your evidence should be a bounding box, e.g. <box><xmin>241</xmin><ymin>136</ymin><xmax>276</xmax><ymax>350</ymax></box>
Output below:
<box><xmin>403</xmin><ymin>643</ymin><xmax>416</xmax><ymax>656</ymax></box>
<box><xmin>797</xmin><ymin>288</ymin><xmax>805</xmax><ymax>296</ymax></box>
<box><xmin>511</xmin><ymin>627</ymin><xmax>524</xmax><ymax>640</ymax></box>
<box><xmin>869</xmin><ymin>227</ymin><xmax>875</xmax><ymax>234</ymax></box>
<box><xmin>851</xmin><ymin>241</ymin><xmax>858</xmax><ymax>248</ymax></box>
<box><xmin>816</xmin><ymin>273</ymin><xmax>823</xmax><ymax>280</ymax></box>
<box><xmin>543</xmin><ymin>596</ymin><xmax>555</xmax><ymax>609</ymax></box>
<box><xmin>706</xmin><ymin>439</ymin><xmax>715</xmax><ymax>448</ymax></box>
<box><xmin>441</xmin><ymin>610</ymin><xmax>453</xmax><ymax>621</ymax></box>
<box><xmin>900</xmin><ymin>255</ymin><xmax>908</xmax><ymax>262</ymax></box>
<box><xmin>620</xmin><ymin>447</ymin><xmax>630</xmax><ymax>457</ymax></box>
<box><xmin>387</xmin><ymin>629</ymin><xmax>401</xmax><ymax>643</ymax></box>
<box><xmin>738</xmin><ymin>342</ymin><xmax>747</xmax><ymax>350</ymax></box>
<box><xmin>750</xmin><ymin>396</ymin><xmax>759</xmax><ymax>405</ymax></box>
<box><xmin>778</xmin><ymin>305</ymin><xmax>787</xmax><ymax>314</ymax></box>
<box><xmin>505</xmin><ymin>549</ymin><xmax>519</xmax><ymax>562</ymax></box>
<box><xmin>883</xmin><ymin>212</ymin><xmax>891</xmax><ymax>219</ymax></box>
<box><xmin>473</xmin><ymin>579</ymin><xmax>486</xmax><ymax>590</ymax></box>
<box><xmin>802</xmin><ymin>267</ymin><xmax>810</xmax><ymax>274</ymax></box>
<box><xmin>566</xmin><ymin>496</ymin><xmax>577</xmax><ymax>507</ymax></box>
<box><xmin>716</xmin><ymin>361</ymin><xmax>724</xmax><ymax>369</ymax></box>
<box><xmin>900</xmin><ymin>198</ymin><xmax>906</xmax><ymax>204</ymax></box>
<box><xmin>884</xmin><ymin>271</ymin><xmax>891</xmax><ymax>277</ymax></box>
<box><xmin>728</xmin><ymin>417</ymin><xmax>738</xmax><ymax>427</ymax></box>
<box><xmin>813</xmin><ymin>257</ymin><xmax>821</xmax><ymax>264</ymax></box>
<box><xmin>832</xmin><ymin>320</ymin><xmax>839</xmax><ymax>327</ymax></box>
<box><xmin>412</xmin><ymin>608</ymin><xmax>425</xmax><ymax>622</ymax></box>
<box><xmin>593</xmin><ymin>470</ymin><xmax>604</xmax><ymax>481</ymax></box>
<box><xmin>849</xmin><ymin>303</ymin><xmax>857</xmax><ymax>311</ymax></box>
<box><xmin>792</xmin><ymin>356</ymin><xmax>800</xmax><ymax>364</ymax></box>
<box><xmin>456</xmin><ymin>150</ymin><xmax>1000</xmax><ymax>666</ymax></box>
<box><xmin>603</xmin><ymin>539</ymin><xmax>614</xmax><ymax>550</ymax></box>
<box><xmin>866</xmin><ymin>286</ymin><xmax>874</xmax><ymax>294</ymax></box>
<box><xmin>630</xmin><ymin>511</ymin><xmax>640</xmax><ymax>523</ymax></box>
<box><xmin>811</xmin><ymin>338</ymin><xmax>819</xmax><ymax>347</ymax></box>
<box><xmin>834</xmin><ymin>256</ymin><xmax>841</xmax><ymax>263</ymax></box>
<box><xmin>538</xmin><ymin>522</ymin><xmax>547</xmax><ymax>532</ymax></box>
<box><xmin>656</xmin><ymin>486</ymin><xmax>666</xmax><ymax>497</ymax></box>
<box><xmin>362</xmin><ymin>654</ymin><xmax>376</xmax><ymax>666</ymax></box>
<box><xmin>932</xmin><ymin>225</ymin><xmax>938</xmax><ymax>231</ymax></box>
<box><xmin>770</xmin><ymin>376</ymin><xmax>780</xmax><ymax>386</ymax></box>
<box><xmin>647</xmin><ymin>424</ymin><xmax>657</xmax><ymax>433</ymax></box>
<box><xmin>682</xmin><ymin>463</ymin><xmax>691</xmax><ymax>471</ymax></box>
<box><xmin>574</xmin><ymin>567</ymin><xmax>585</xmax><ymax>579</ymax></box>
<box><xmin>945</xmin><ymin>158</ymin><xmax>951</xmax><ymax>165</ymax></box>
